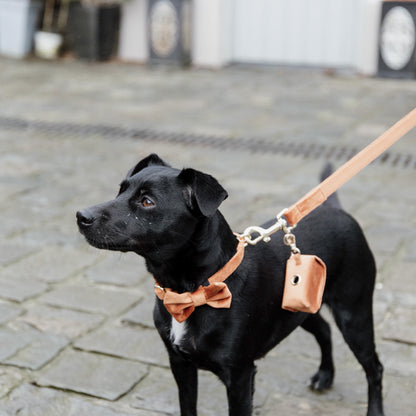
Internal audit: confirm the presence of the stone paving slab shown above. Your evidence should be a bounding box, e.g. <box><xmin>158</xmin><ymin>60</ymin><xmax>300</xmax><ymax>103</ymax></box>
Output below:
<box><xmin>121</xmin><ymin>366</ymin><xmax>179</xmax><ymax>415</ymax></box>
<box><xmin>384</xmin><ymin>261</ymin><xmax>416</xmax><ymax>297</ymax></box>
<box><xmin>36</xmin><ymin>349</ymin><xmax>148</xmax><ymax>401</ymax></box>
<box><xmin>38</xmin><ymin>284</ymin><xmax>142</xmax><ymax>315</ymax></box>
<box><xmin>14</xmin><ymin>304</ymin><xmax>104</xmax><ymax>339</ymax></box>
<box><xmin>0</xmin><ymin>329</ymin><xmax>31</xmax><ymax>362</ymax></box>
<box><xmin>123</xmin><ymin>366</ymin><xmax>232</xmax><ymax>416</ymax></box>
<box><xmin>405</xmin><ymin>240</ymin><xmax>416</xmax><ymax>261</ymax></box>
<box><xmin>383</xmin><ymin>374</ymin><xmax>416</xmax><ymax>416</ymax></box>
<box><xmin>3</xmin><ymin>333</ymin><xmax>68</xmax><ymax>371</ymax></box>
<box><xmin>378</xmin><ymin>340</ymin><xmax>416</xmax><ymax>377</ymax></box>
<box><xmin>75</xmin><ymin>323</ymin><xmax>169</xmax><ymax>367</ymax></box>
<box><xmin>0</xmin><ymin>246</ymin><xmax>96</xmax><ymax>283</ymax></box>
<box><xmin>121</xmin><ymin>295</ymin><xmax>157</xmax><ymax>329</ymax></box>
<box><xmin>0</xmin><ymin>368</ymin><xmax>23</xmax><ymax>400</ymax></box>
<box><xmin>364</xmin><ymin>224</ymin><xmax>413</xmax><ymax>257</ymax></box>
<box><xmin>383</xmin><ymin>306</ymin><xmax>416</xmax><ymax>345</ymax></box>
<box><xmin>0</xmin><ymin>302</ymin><xmax>23</xmax><ymax>325</ymax></box>
<box><xmin>0</xmin><ymin>327</ymin><xmax>68</xmax><ymax>370</ymax></box>
<box><xmin>84</xmin><ymin>252</ymin><xmax>148</xmax><ymax>287</ymax></box>
<box><xmin>1</xmin><ymin>204</ymin><xmax>57</xmax><ymax>240</ymax></box>
<box><xmin>261</xmin><ymin>391</ymin><xmax>364</xmax><ymax>416</ymax></box>
<box><xmin>0</xmin><ymin>276</ymin><xmax>48</xmax><ymax>302</ymax></box>
<box><xmin>0</xmin><ymin>243</ymin><xmax>36</xmax><ymax>267</ymax></box>
<box><xmin>1</xmin><ymin>384</ymin><xmax>161</xmax><ymax>416</ymax></box>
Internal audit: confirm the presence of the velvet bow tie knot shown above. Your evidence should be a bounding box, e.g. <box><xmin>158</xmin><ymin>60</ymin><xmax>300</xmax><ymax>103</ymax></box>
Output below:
<box><xmin>155</xmin><ymin>282</ymin><xmax>232</xmax><ymax>323</ymax></box>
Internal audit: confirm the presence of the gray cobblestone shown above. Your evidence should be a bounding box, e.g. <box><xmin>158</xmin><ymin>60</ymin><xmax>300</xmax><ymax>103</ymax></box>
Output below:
<box><xmin>38</xmin><ymin>284</ymin><xmax>142</xmax><ymax>315</ymax></box>
<box><xmin>14</xmin><ymin>304</ymin><xmax>104</xmax><ymax>339</ymax></box>
<box><xmin>379</xmin><ymin>340</ymin><xmax>416</xmax><ymax>377</ymax></box>
<box><xmin>75</xmin><ymin>324</ymin><xmax>169</xmax><ymax>367</ymax></box>
<box><xmin>0</xmin><ymin>368</ymin><xmax>23</xmax><ymax>399</ymax></box>
<box><xmin>84</xmin><ymin>252</ymin><xmax>148</xmax><ymax>287</ymax></box>
<box><xmin>122</xmin><ymin>366</ymin><xmax>178</xmax><ymax>414</ymax></box>
<box><xmin>0</xmin><ymin>327</ymin><xmax>68</xmax><ymax>370</ymax></box>
<box><xmin>36</xmin><ymin>349</ymin><xmax>148</xmax><ymax>401</ymax></box>
<box><xmin>364</xmin><ymin>224</ymin><xmax>412</xmax><ymax>256</ymax></box>
<box><xmin>383</xmin><ymin>306</ymin><xmax>416</xmax><ymax>344</ymax></box>
<box><xmin>121</xmin><ymin>296</ymin><xmax>157</xmax><ymax>329</ymax></box>
<box><xmin>0</xmin><ymin>301</ymin><xmax>23</xmax><ymax>325</ymax></box>
<box><xmin>384</xmin><ymin>261</ymin><xmax>416</xmax><ymax>301</ymax></box>
<box><xmin>123</xmin><ymin>366</ymin><xmax>234</xmax><ymax>416</ymax></box>
<box><xmin>261</xmin><ymin>391</ymin><xmax>363</xmax><ymax>416</ymax></box>
<box><xmin>0</xmin><ymin>328</ymin><xmax>30</xmax><ymax>362</ymax></box>
<box><xmin>383</xmin><ymin>375</ymin><xmax>416</xmax><ymax>416</ymax></box>
<box><xmin>0</xmin><ymin>243</ymin><xmax>35</xmax><ymax>267</ymax></box>
<box><xmin>405</xmin><ymin>239</ymin><xmax>416</xmax><ymax>261</ymax></box>
<box><xmin>0</xmin><ymin>276</ymin><xmax>48</xmax><ymax>302</ymax></box>
<box><xmin>3</xmin><ymin>332</ymin><xmax>68</xmax><ymax>371</ymax></box>
<box><xmin>1</xmin><ymin>384</ymin><xmax>161</xmax><ymax>416</ymax></box>
<box><xmin>1</xmin><ymin>247</ymin><xmax>95</xmax><ymax>283</ymax></box>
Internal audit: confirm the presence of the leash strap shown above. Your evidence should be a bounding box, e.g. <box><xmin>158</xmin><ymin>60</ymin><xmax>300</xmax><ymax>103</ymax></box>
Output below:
<box><xmin>285</xmin><ymin>107</ymin><xmax>416</xmax><ymax>226</ymax></box>
<box><xmin>242</xmin><ymin>107</ymin><xmax>416</xmax><ymax>244</ymax></box>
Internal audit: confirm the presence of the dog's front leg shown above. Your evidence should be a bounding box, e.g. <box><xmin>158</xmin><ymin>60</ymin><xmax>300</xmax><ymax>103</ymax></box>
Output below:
<box><xmin>224</xmin><ymin>363</ymin><xmax>257</xmax><ymax>416</ymax></box>
<box><xmin>169</xmin><ymin>352</ymin><xmax>198</xmax><ymax>416</ymax></box>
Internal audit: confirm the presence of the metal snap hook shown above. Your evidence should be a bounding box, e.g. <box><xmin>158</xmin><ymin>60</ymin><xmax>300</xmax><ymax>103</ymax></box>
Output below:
<box><xmin>283</xmin><ymin>232</ymin><xmax>301</xmax><ymax>254</ymax></box>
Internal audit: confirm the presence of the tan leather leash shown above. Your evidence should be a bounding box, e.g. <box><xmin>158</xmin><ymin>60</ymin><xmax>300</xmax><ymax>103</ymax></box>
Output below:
<box><xmin>285</xmin><ymin>107</ymin><xmax>416</xmax><ymax>226</ymax></box>
<box><xmin>243</xmin><ymin>107</ymin><xmax>416</xmax><ymax>245</ymax></box>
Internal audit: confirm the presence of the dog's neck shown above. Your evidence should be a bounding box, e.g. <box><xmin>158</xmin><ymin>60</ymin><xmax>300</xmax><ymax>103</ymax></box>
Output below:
<box><xmin>145</xmin><ymin>211</ymin><xmax>238</xmax><ymax>293</ymax></box>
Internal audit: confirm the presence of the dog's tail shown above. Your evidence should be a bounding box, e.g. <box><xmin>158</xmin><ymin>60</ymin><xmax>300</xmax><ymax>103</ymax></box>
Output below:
<box><xmin>320</xmin><ymin>163</ymin><xmax>342</xmax><ymax>209</ymax></box>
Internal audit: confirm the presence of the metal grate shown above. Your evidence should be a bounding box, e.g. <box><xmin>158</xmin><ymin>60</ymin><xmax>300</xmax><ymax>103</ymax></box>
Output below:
<box><xmin>1</xmin><ymin>116</ymin><xmax>415</xmax><ymax>169</ymax></box>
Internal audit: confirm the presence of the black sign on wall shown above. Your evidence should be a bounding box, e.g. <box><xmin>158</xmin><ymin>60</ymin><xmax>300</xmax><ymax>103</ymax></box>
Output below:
<box><xmin>378</xmin><ymin>1</ymin><xmax>416</xmax><ymax>78</ymax></box>
<box><xmin>148</xmin><ymin>0</ymin><xmax>191</xmax><ymax>65</ymax></box>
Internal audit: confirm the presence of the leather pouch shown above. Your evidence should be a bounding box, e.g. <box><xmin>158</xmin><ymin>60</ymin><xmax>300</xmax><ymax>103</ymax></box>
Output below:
<box><xmin>282</xmin><ymin>253</ymin><xmax>326</xmax><ymax>313</ymax></box>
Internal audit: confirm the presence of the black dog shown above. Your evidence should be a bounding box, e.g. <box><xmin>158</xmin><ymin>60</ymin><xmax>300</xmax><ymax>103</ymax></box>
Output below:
<box><xmin>77</xmin><ymin>154</ymin><xmax>384</xmax><ymax>416</ymax></box>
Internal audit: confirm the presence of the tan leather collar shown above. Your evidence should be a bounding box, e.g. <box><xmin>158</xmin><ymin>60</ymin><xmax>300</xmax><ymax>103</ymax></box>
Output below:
<box><xmin>155</xmin><ymin>237</ymin><xmax>245</xmax><ymax>323</ymax></box>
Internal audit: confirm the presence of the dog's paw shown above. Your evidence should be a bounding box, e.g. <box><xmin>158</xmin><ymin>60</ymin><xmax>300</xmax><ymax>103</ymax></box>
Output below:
<box><xmin>308</xmin><ymin>369</ymin><xmax>334</xmax><ymax>392</ymax></box>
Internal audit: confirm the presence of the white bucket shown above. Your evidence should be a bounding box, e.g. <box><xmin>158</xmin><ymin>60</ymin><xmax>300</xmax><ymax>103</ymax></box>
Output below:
<box><xmin>34</xmin><ymin>31</ymin><xmax>63</xmax><ymax>59</ymax></box>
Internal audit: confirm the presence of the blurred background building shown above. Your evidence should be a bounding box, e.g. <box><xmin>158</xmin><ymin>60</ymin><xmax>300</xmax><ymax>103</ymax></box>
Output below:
<box><xmin>121</xmin><ymin>0</ymin><xmax>381</xmax><ymax>74</ymax></box>
<box><xmin>1</xmin><ymin>0</ymin><xmax>416</xmax><ymax>78</ymax></box>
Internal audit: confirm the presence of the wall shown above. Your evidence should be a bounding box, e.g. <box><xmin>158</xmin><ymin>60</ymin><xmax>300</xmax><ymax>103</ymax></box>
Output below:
<box><xmin>119</xmin><ymin>0</ymin><xmax>148</xmax><ymax>62</ymax></box>
<box><xmin>118</xmin><ymin>0</ymin><xmax>383</xmax><ymax>74</ymax></box>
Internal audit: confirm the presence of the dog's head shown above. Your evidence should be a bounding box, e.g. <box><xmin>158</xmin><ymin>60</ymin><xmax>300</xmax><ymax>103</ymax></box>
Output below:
<box><xmin>76</xmin><ymin>154</ymin><xmax>228</xmax><ymax>259</ymax></box>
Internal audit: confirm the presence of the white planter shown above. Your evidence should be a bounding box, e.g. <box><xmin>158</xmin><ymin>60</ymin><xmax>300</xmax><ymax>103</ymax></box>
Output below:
<box><xmin>35</xmin><ymin>31</ymin><xmax>63</xmax><ymax>59</ymax></box>
<box><xmin>0</xmin><ymin>0</ymin><xmax>42</xmax><ymax>58</ymax></box>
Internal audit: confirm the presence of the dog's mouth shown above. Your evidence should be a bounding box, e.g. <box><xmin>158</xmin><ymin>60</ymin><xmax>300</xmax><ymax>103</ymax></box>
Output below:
<box><xmin>77</xmin><ymin>223</ymin><xmax>134</xmax><ymax>253</ymax></box>
<box><xmin>81</xmin><ymin>232</ymin><xmax>134</xmax><ymax>253</ymax></box>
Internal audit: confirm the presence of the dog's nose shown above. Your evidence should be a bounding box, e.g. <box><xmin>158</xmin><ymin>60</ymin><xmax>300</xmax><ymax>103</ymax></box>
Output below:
<box><xmin>76</xmin><ymin>209</ymin><xmax>95</xmax><ymax>228</ymax></box>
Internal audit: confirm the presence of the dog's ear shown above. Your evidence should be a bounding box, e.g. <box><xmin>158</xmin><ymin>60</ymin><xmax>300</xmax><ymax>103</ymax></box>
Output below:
<box><xmin>127</xmin><ymin>154</ymin><xmax>170</xmax><ymax>178</ymax></box>
<box><xmin>179</xmin><ymin>168</ymin><xmax>228</xmax><ymax>217</ymax></box>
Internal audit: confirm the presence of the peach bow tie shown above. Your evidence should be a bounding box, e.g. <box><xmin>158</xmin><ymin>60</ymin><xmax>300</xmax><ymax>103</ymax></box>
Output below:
<box><xmin>154</xmin><ymin>238</ymin><xmax>245</xmax><ymax>323</ymax></box>
<box><xmin>155</xmin><ymin>282</ymin><xmax>232</xmax><ymax>323</ymax></box>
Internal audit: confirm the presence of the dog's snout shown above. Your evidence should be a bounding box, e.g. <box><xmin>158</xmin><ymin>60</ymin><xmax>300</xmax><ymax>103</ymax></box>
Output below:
<box><xmin>76</xmin><ymin>209</ymin><xmax>96</xmax><ymax>228</ymax></box>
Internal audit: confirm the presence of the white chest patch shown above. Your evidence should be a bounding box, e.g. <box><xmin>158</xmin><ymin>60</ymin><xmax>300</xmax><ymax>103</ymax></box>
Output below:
<box><xmin>170</xmin><ymin>317</ymin><xmax>187</xmax><ymax>346</ymax></box>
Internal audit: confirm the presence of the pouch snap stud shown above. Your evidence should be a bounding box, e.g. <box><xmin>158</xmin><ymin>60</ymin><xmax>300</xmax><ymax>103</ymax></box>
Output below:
<box><xmin>291</xmin><ymin>274</ymin><xmax>301</xmax><ymax>285</ymax></box>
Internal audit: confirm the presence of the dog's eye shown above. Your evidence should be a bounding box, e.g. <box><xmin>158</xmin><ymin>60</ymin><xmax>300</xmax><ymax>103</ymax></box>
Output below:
<box><xmin>140</xmin><ymin>196</ymin><xmax>155</xmax><ymax>208</ymax></box>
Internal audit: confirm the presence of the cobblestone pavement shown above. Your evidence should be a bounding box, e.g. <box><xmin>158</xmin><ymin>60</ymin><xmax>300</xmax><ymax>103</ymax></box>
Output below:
<box><xmin>0</xmin><ymin>57</ymin><xmax>415</xmax><ymax>415</ymax></box>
